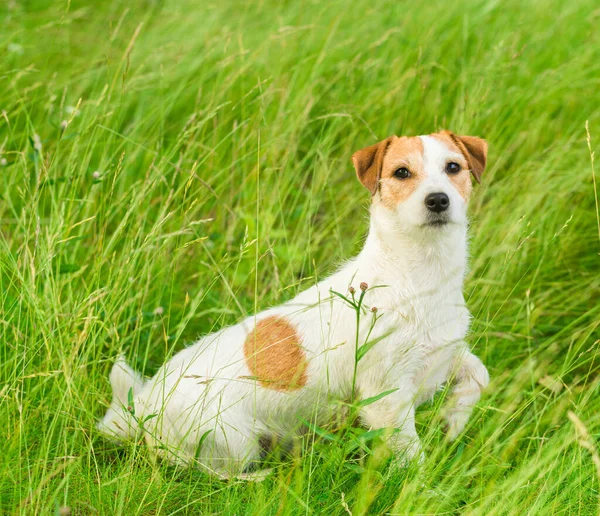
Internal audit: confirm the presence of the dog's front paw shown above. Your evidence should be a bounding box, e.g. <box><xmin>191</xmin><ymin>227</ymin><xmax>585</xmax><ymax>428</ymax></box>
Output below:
<box><xmin>389</xmin><ymin>435</ymin><xmax>424</xmax><ymax>466</ymax></box>
<box><xmin>443</xmin><ymin>407</ymin><xmax>472</xmax><ymax>440</ymax></box>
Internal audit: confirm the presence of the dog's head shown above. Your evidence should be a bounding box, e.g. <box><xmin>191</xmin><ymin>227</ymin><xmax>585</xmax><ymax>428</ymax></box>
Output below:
<box><xmin>352</xmin><ymin>131</ymin><xmax>487</xmax><ymax>230</ymax></box>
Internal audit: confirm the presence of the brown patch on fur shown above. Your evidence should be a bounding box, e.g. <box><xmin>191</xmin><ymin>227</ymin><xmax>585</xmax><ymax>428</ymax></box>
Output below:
<box><xmin>437</xmin><ymin>131</ymin><xmax>488</xmax><ymax>183</ymax></box>
<box><xmin>243</xmin><ymin>316</ymin><xmax>307</xmax><ymax>391</ymax></box>
<box><xmin>378</xmin><ymin>136</ymin><xmax>425</xmax><ymax>209</ymax></box>
<box><xmin>352</xmin><ymin>137</ymin><xmax>393</xmax><ymax>195</ymax></box>
<box><xmin>430</xmin><ymin>132</ymin><xmax>473</xmax><ymax>202</ymax></box>
<box><xmin>448</xmin><ymin>168</ymin><xmax>473</xmax><ymax>202</ymax></box>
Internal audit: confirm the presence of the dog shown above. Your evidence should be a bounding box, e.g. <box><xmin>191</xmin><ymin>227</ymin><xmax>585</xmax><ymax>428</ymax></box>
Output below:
<box><xmin>98</xmin><ymin>130</ymin><xmax>490</xmax><ymax>479</ymax></box>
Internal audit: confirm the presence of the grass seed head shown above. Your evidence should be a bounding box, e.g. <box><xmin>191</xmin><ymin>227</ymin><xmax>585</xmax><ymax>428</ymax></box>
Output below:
<box><xmin>32</xmin><ymin>133</ymin><xmax>42</xmax><ymax>152</ymax></box>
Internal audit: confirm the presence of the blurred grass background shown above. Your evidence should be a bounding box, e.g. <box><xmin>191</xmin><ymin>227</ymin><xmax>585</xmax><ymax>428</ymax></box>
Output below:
<box><xmin>1</xmin><ymin>0</ymin><xmax>599</xmax><ymax>514</ymax></box>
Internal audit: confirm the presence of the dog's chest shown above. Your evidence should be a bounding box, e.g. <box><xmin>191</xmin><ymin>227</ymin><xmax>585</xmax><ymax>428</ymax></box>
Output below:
<box><xmin>360</xmin><ymin>281</ymin><xmax>469</xmax><ymax>375</ymax></box>
<box><xmin>378</xmin><ymin>276</ymin><xmax>467</xmax><ymax>336</ymax></box>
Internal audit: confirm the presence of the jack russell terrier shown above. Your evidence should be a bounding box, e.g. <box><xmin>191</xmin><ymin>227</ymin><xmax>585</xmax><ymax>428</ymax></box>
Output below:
<box><xmin>99</xmin><ymin>130</ymin><xmax>490</xmax><ymax>479</ymax></box>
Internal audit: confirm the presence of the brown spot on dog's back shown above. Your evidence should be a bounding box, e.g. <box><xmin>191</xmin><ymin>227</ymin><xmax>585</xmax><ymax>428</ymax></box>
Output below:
<box><xmin>378</xmin><ymin>136</ymin><xmax>425</xmax><ymax>208</ymax></box>
<box><xmin>244</xmin><ymin>316</ymin><xmax>307</xmax><ymax>391</ymax></box>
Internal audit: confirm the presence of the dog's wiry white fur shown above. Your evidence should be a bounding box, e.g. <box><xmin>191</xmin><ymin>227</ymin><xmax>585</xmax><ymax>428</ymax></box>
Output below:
<box><xmin>99</xmin><ymin>132</ymin><xmax>490</xmax><ymax>479</ymax></box>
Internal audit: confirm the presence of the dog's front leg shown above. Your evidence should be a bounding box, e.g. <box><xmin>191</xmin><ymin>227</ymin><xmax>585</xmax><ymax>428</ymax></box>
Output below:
<box><xmin>444</xmin><ymin>350</ymin><xmax>489</xmax><ymax>440</ymax></box>
<box><xmin>359</xmin><ymin>388</ymin><xmax>422</xmax><ymax>463</ymax></box>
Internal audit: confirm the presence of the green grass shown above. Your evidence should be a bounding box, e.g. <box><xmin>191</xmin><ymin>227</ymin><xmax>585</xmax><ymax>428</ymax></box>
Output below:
<box><xmin>1</xmin><ymin>0</ymin><xmax>599</xmax><ymax>514</ymax></box>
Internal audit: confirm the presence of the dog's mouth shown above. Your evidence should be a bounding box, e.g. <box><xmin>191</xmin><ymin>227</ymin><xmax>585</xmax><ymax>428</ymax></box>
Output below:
<box><xmin>424</xmin><ymin>216</ymin><xmax>451</xmax><ymax>228</ymax></box>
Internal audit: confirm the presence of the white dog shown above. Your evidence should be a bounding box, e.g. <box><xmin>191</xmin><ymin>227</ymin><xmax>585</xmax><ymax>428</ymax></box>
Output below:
<box><xmin>99</xmin><ymin>130</ymin><xmax>490</xmax><ymax>479</ymax></box>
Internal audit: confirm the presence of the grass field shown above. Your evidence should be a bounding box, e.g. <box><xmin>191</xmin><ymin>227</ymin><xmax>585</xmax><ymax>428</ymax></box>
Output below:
<box><xmin>1</xmin><ymin>0</ymin><xmax>600</xmax><ymax>514</ymax></box>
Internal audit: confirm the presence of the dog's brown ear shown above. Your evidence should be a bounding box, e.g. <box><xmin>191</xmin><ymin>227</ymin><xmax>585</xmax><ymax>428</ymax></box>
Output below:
<box><xmin>352</xmin><ymin>137</ymin><xmax>393</xmax><ymax>195</ymax></box>
<box><xmin>444</xmin><ymin>131</ymin><xmax>488</xmax><ymax>183</ymax></box>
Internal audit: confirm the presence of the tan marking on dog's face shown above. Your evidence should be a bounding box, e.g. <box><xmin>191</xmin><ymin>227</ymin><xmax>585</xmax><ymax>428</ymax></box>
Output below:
<box><xmin>378</xmin><ymin>136</ymin><xmax>425</xmax><ymax>209</ymax></box>
<box><xmin>430</xmin><ymin>132</ymin><xmax>472</xmax><ymax>202</ymax></box>
<box><xmin>243</xmin><ymin>316</ymin><xmax>307</xmax><ymax>391</ymax></box>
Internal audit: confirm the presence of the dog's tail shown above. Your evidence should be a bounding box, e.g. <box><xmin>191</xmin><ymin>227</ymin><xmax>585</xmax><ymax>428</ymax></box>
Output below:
<box><xmin>97</xmin><ymin>356</ymin><xmax>146</xmax><ymax>441</ymax></box>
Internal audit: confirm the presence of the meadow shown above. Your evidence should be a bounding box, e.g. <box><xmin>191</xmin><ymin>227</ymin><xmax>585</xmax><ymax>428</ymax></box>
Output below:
<box><xmin>1</xmin><ymin>0</ymin><xmax>599</xmax><ymax>514</ymax></box>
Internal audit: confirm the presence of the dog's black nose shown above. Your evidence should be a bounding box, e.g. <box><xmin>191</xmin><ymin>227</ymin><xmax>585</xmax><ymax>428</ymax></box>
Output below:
<box><xmin>425</xmin><ymin>192</ymin><xmax>450</xmax><ymax>213</ymax></box>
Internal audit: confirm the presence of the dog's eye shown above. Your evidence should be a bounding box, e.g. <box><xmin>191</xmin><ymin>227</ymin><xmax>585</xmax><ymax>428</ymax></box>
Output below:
<box><xmin>446</xmin><ymin>162</ymin><xmax>461</xmax><ymax>174</ymax></box>
<box><xmin>393</xmin><ymin>167</ymin><xmax>411</xmax><ymax>179</ymax></box>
